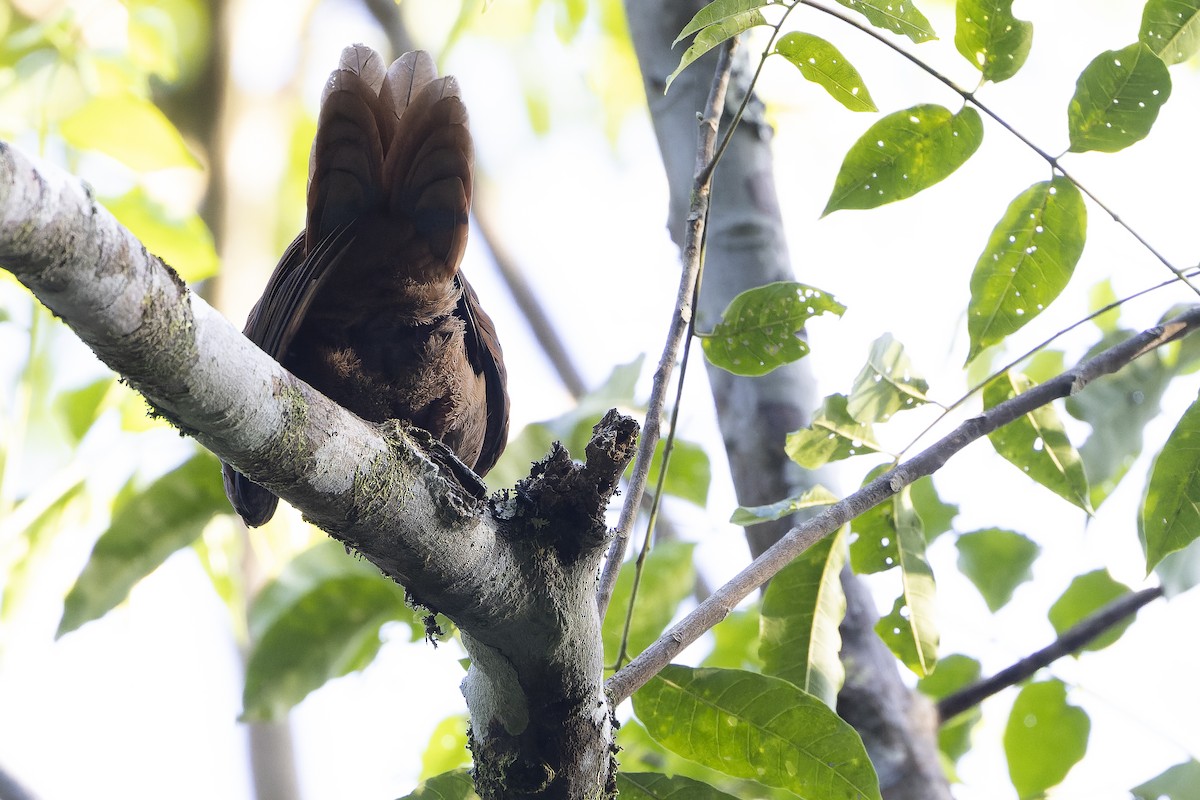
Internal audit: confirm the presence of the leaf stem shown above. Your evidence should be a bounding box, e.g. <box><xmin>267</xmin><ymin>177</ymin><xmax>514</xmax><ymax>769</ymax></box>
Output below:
<box><xmin>798</xmin><ymin>0</ymin><xmax>1200</xmax><ymax>297</ymax></box>
<box><xmin>596</xmin><ymin>37</ymin><xmax>740</xmax><ymax>617</ymax></box>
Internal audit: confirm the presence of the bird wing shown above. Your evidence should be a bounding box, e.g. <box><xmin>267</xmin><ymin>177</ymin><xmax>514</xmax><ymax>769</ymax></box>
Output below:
<box><xmin>456</xmin><ymin>273</ymin><xmax>510</xmax><ymax>475</ymax></box>
<box><xmin>242</xmin><ymin>225</ymin><xmax>355</xmax><ymax>358</ymax></box>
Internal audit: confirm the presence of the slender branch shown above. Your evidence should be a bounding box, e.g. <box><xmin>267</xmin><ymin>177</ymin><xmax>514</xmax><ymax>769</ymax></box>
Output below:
<box><xmin>938</xmin><ymin>586</ymin><xmax>1165</xmax><ymax>722</ymax></box>
<box><xmin>798</xmin><ymin>0</ymin><xmax>1199</xmax><ymax>296</ymax></box>
<box><xmin>596</xmin><ymin>37</ymin><xmax>739</xmax><ymax>616</ymax></box>
<box><xmin>606</xmin><ymin>307</ymin><xmax>1200</xmax><ymax>704</ymax></box>
<box><xmin>0</xmin><ymin>763</ymin><xmax>38</xmax><ymax>800</ymax></box>
<box><xmin>472</xmin><ymin>199</ymin><xmax>589</xmax><ymax>399</ymax></box>
<box><xmin>898</xmin><ymin>267</ymin><xmax>1200</xmax><ymax>459</ymax></box>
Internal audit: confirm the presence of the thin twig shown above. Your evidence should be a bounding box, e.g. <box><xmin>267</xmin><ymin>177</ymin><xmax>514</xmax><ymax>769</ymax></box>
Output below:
<box><xmin>606</xmin><ymin>307</ymin><xmax>1200</xmax><ymax>704</ymax></box>
<box><xmin>798</xmin><ymin>0</ymin><xmax>1199</xmax><ymax>297</ymax></box>
<box><xmin>472</xmin><ymin>201</ymin><xmax>589</xmax><ymax>399</ymax></box>
<box><xmin>596</xmin><ymin>37</ymin><xmax>739</xmax><ymax>617</ymax></box>
<box><xmin>898</xmin><ymin>267</ymin><xmax>1200</xmax><ymax>459</ymax></box>
<box><xmin>937</xmin><ymin>586</ymin><xmax>1165</xmax><ymax>722</ymax></box>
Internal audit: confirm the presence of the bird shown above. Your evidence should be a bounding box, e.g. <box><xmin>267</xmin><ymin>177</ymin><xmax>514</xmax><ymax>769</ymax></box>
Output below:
<box><xmin>222</xmin><ymin>45</ymin><xmax>509</xmax><ymax>527</ymax></box>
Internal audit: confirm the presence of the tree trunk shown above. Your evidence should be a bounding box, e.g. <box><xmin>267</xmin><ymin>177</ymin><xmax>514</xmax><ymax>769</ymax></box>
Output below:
<box><xmin>622</xmin><ymin>4</ymin><xmax>952</xmax><ymax>798</ymax></box>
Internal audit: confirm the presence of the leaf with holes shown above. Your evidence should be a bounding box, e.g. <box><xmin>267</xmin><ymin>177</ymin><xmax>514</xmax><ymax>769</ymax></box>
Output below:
<box><xmin>823</xmin><ymin>105</ymin><xmax>982</xmax><ymax>214</ymax></box>
<box><xmin>966</xmin><ymin>179</ymin><xmax>1086</xmax><ymax>363</ymax></box>
<box><xmin>985</xmin><ymin>372</ymin><xmax>1092</xmax><ymax>512</ymax></box>
<box><xmin>1068</xmin><ymin>43</ymin><xmax>1172</xmax><ymax>153</ymax></box>
<box><xmin>701</xmin><ymin>281</ymin><xmax>844</xmax><ymax>376</ymax></box>
<box><xmin>760</xmin><ymin>527</ymin><xmax>847</xmax><ymax>707</ymax></box>
<box><xmin>1005</xmin><ymin>680</ymin><xmax>1090</xmax><ymax>799</ymax></box>
<box><xmin>774</xmin><ymin>32</ymin><xmax>877</xmax><ymax>112</ymax></box>
<box><xmin>1140</xmin><ymin>0</ymin><xmax>1200</xmax><ymax>65</ymax></box>
<box><xmin>955</xmin><ymin>0</ymin><xmax>1033</xmax><ymax>82</ymax></box>
<box><xmin>847</xmin><ymin>333</ymin><xmax>930</xmax><ymax>422</ymax></box>
<box><xmin>873</xmin><ymin>486</ymin><xmax>938</xmax><ymax>676</ymax></box>
<box><xmin>833</xmin><ymin>0</ymin><xmax>936</xmax><ymax>43</ymax></box>
<box><xmin>634</xmin><ymin>666</ymin><xmax>881</xmax><ymax>800</ymax></box>
<box><xmin>667</xmin><ymin>0</ymin><xmax>776</xmax><ymax>89</ymax></box>
<box><xmin>1142</xmin><ymin>392</ymin><xmax>1200</xmax><ymax>571</ymax></box>
<box><xmin>979</xmin><ymin>371</ymin><xmax>1094</xmax><ymax>510</ymax></box>
<box><xmin>785</xmin><ymin>394</ymin><xmax>882</xmax><ymax>468</ymax></box>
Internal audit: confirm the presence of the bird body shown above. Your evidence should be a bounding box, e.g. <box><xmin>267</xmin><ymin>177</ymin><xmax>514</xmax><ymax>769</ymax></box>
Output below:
<box><xmin>223</xmin><ymin>46</ymin><xmax>508</xmax><ymax>527</ymax></box>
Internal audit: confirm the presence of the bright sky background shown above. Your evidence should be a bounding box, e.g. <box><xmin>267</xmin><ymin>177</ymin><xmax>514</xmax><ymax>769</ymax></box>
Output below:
<box><xmin>2</xmin><ymin>1</ymin><xmax>1200</xmax><ymax>799</ymax></box>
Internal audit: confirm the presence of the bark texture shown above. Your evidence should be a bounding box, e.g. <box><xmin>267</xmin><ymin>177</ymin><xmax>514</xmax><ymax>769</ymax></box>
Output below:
<box><xmin>0</xmin><ymin>142</ymin><xmax>628</xmax><ymax>800</ymax></box>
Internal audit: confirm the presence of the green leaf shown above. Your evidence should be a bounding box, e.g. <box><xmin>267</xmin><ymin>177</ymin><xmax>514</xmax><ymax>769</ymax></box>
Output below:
<box><xmin>667</xmin><ymin>0</ymin><xmax>774</xmax><ymax>90</ymax></box>
<box><xmin>673</xmin><ymin>0</ymin><xmax>774</xmax><ymax>43</ymax></box>
<box><xmin>703</xmin><ymin>606</ymin><xmax>762</xmax><ymax>671</ymax></box>
<box><xmin>602</xmin><ymin>542</ymin><xmax>696</xmax><ymax>664</ymax></box>
<box><xmin>773</xmin><ymin>32</ymin><xmax>877</xmax><ymax>112</ymax></box>
<box><xmin>731</xmin><ymin>484</ymin><xmax>838</xmax><ymax>526</ymax></box>
<box><xmin>1067</xmin><ymin>43</ymin><xmax>1172</xmax><ymax>153</ymax></box>
<box><xmin>956</xmin><ymin>528</ymin><xmax>1040</xmax><ymax>612</ymax></box>
<box><xmin>1139</xmin><ymin>0</ymin><xmax>1200</xmax><ymax>65</ymax></box>
<box><xmin>396</xmin><ymin>769</ymin><xmax>478</xmax><ymax>800</ymax></box>
<box><xmin>823</xmin><ymin>105</ymin><xmax>983</xmax><ymax>215</ymax></box>
<box><xmin>60</xmin><ymin>91</ymin><xmax>200</xmax><ymax>171</ymax></box>
<box><xmin>616</xmin><ymin>772</ymin><xmax>741</xmax><ymax>800</ymax></box>
<box><xmin>848</xmin><ymin>466</ymin><xmax>900</xmax><ymax>574</ymax></box>
<box><xmin>645</xmin><ymin>438</ymin><xmax>711</xmax><ymax>507</ymax></box>
<box><xmin>1048</xmin><ymin>569</ymin><xmax>1134</xmax><ymax>652</ymax></box>
<box><xmin>419</xmin><ymin>715</ymin><xmax>470</xmax><ymax>781</ymax></box>
<box><xmin>634</xmin><ymin>666</ymin><xmax>881</xmax><ymax>800</ymax></box>
<box><xmin>760</xmin><ymin>527</ymin><xmax>847</xmax><ymax>707</ymax></box>
<box><xmin>701</xmin><ymin>282</ymin><xmax>845</xmax><ymax>377</ymax></box>
<box><xmin>2</xmin><ymin>481</ymin><xmax>87</xmax><ymax>630</ymax></box>
<box><xmin>910</xmin><ymin>476</ymin><xmax>958</xmax><ymax>542</ymax></box>
<box><xmin>965</xmin><ymin>179</ymin><xmax>1087</xmax><ymax>363</ymax></box>
<box><xmin>104</xmin><ymin>187</ymin><xmax>220</xmax><ymax>282</ymax></box>
<box><xmin>617</xmin><ymin>720</ymin><xmax>795</xmax><ymax>799</ymax></box>
<box><xmin>1132</xmin><ymin>759</ymin><xmax>1200</xmax><ymax>800</ymax></box>
<box><xmin>954</xmin><ymin>0</ymin><xmax>1033</xmax><ymax>82</ymax></box>
<box><xmin>833</xmin><ymin>0</ymin><xmax>936</xmax><ymax>43</ymax></box>
<box><xmin>1066</xmin><ymin>329</ymin><xmax>1171</xmax><ymax>508</ymax></box>
<box><xmin>1004</xmin><ymin>680</ymin><xmax>1090</xmax><ymax>799</ymax></box>
<box><xmin>1155</xmin><ymin>539</ymin><xmax>1200</xmax><ymax>597</ymax></box>
<box><xmin>54</xmin><ymin>377</ymin><xmax>113</xmax><ymax>443</ymax></box>
<box><xmin>917</xmin><ymin>654</ymin><xmax>982</xmax><ymax>762</ymax></box>
<box><xmin>58</xmin><ymin>450</ymin><xmax>227</xmax><ymax>637</ymax></box>
<box><xmin>242</xmin><ymin>540</ymin><xmax>411</xmax><ymax>720</ymax></box>
<box><xmin>488</xmin><ymin>357</ymin><xmax>643</xmax><ymax>489</ymax></box>
<box><xmin>872</xmin><ymin>486</ymin><xmax>938</xmax><ymax>676</ymax></box>
<box><xmin>847</xmin><ymin>333</ymin><xmax>930</xmax><ymax>422</ymax></box>
<box><xmin>1142</xmin><ymin>392</ymin><xmax>1200</xmax><ymax>571</ymax></box>
<box><xmin>984</xmin><ymin>372</ymin><xmax>1092</xmax><ymax>512</ymax></box>
<box><xmin>785</xmin><ymin>394</ymin><xmax>882</xmax><ymax>469</ymax></box>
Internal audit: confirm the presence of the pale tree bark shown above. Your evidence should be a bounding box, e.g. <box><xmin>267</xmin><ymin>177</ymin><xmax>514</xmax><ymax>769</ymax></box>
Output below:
<box><xmin>620</xmin><ymin>4</ymin><xmax>950</xmax><ymax>797</ymax></box>
<box><xmin>0</xmin><ymin>143</ymin><xmax>631</xmax><ymax>800</ymax></box>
